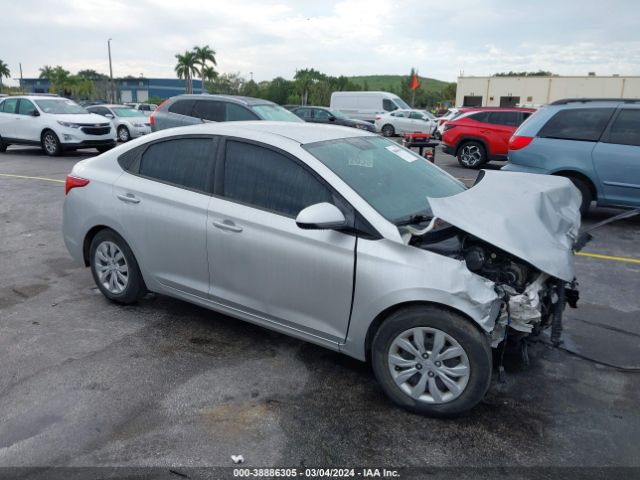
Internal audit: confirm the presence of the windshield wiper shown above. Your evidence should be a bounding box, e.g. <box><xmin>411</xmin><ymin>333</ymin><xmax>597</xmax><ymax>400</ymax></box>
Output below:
<box><xmin>394</xmin><ymin>213</ymin><xmax>432</xmax><ymax>226</ymax></box>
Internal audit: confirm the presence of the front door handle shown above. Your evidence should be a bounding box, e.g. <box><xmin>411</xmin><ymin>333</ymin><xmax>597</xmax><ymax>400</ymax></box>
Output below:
<box><xmin>212</xmin><ymin>219</ymin><xmax>243</xmax><ymax>233</ymax></box>
<box><xmin>116</xmin><ymin>193</ymin><xmax>140</xmax><ymax>204</ymax></box>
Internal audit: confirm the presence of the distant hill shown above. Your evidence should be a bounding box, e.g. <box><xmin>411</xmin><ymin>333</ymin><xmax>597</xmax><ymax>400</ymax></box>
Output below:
<box><xmin>347</xmin><ymin>75</ymin><xmax>450</xmax><ymax>93</ymax></box>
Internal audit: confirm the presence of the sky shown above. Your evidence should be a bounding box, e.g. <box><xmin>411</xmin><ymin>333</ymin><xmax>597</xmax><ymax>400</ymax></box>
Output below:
<box><xmin>1</xmin><ymin>0</ymin><xmax>639</xmax><ymax>86</ymax></box>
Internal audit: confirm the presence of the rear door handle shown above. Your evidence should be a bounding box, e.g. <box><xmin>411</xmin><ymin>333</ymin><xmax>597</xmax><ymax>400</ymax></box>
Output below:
<box><xmin>212</xmin><ymin>219</ymin><xmax>243</xmax><ymax>233</ymax></box>
<box><xmin>116</xmin><ymin>193</ymin><xmax>140</xmax><ymax>204</ymax></box>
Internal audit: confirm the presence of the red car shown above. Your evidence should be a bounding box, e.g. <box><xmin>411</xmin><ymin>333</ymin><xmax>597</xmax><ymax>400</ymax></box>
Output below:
<box><xmin>441</xmin><ymin>107</ymin><xmax>536</xmax><ymax>168</ymax></box>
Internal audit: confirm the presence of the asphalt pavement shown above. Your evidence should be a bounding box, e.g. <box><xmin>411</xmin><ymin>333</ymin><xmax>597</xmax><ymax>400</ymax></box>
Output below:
<box><xmin>0</xmin><ymin>144</ymin><xmax>639</xmax><ymax>477</ymax></box>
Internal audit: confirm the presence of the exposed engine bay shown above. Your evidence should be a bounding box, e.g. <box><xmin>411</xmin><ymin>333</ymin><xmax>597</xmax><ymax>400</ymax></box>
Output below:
<box><xmin>401</xmin><ymin>221</ymin><xmax>579</xmax><ymax>349</ymax></box>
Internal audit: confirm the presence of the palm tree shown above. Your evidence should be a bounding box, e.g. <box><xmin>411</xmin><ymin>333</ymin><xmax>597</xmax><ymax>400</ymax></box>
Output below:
<box><xmin>201</xmin><ymin>65</ymin><xmax>218</xmax><ymax>92</ymax></box>
<box><xmin>0</xmin><ymin>60</ymin><xmax>10</xmax><ymax>93</ymax></box>
<box><xmin>39</xmin><ymin>65</ymin><xmax>54</xmax><ymax>79</ymax></box>
<box><xmin>174</xmin><ymin>51</ymin><xmax>199</xmax><ymax>94</ymax></box>
<box><xmin>193</xmin><ymin>45</ymin><xmax>217</xmax><ymax>88</ymax></box>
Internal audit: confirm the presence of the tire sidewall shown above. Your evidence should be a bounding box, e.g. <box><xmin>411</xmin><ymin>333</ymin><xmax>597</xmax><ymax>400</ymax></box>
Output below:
<box><xmin>89</xmin><ymin>229</ymin><xmax>146</xmax><ymax>304</ymax></box>
<box><xmin>371</xmin><ymin>306</ymin><xmax>492</xmax><ymax>417</ymax></box>
<box><xmin>457</xmin><ymin>141</ymin><xmax>485</xmax><ymax>169</ymax></box>
<box><xmin>567</xmin><ymin>177</ymin><xmax>592</xmax><ymax>215</ymax></box>
<box><xmin>41</xmin><ymin>130</ymin><xmax>61</xmax><ymax>156</ymax></box>
<box><xmin>118</xmin><ymin>126</ymin><xmax>130</xmax><ymax>142</ymax></box>
<box><xmin>381</xmin><ymin>124</ymin><xmax>395</xmax><ymax>137</ymax></box>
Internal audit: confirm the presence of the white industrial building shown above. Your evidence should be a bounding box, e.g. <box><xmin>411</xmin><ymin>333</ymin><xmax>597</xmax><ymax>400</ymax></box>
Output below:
<box><xmin>455</xmin><ymin>75</ymin><xmax>640</xmax><ymax>107</ymax></box>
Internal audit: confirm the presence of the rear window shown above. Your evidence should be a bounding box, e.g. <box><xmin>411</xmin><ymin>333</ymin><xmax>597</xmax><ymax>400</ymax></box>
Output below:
<box><xmin>606</xmin><ymin>109</ymin><xmax>640</xmax><ymax>147</ymax></box>
<box><xmin>538</xmin><ymin>108</ymin><xmax>615</xmax><ymax>142</ymax></box>
<box><xmin>168</xmin><ymin>99</ymin><xmax>196</xmax><ymax>116</ymax></box>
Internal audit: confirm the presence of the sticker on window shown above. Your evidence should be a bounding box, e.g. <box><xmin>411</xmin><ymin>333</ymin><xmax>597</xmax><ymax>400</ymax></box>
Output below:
<box><xmin>348</xmin><ymin>156</ymin><xmax>373</xmax><ymax>168</ymax></box>
<box><xmin>386</xmin><ymin>145</ymin><xmax>418</xmax><ymax>162</ymax></box>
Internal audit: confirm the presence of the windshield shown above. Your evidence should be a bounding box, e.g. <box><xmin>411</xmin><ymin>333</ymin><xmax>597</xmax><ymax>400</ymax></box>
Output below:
<box><xmin>35</xmin><ymin>99</ymin><xmax>86</xmax><ymax>114</ymax></box>
<box><xmin>112</xmin><ymin>107</ymin><xmax>147</xmax><ymax>117</ymax></box>
<box><xmin>393</xmin><ymin>97</ymin><xmax>411</xmax><ymax>109</ymax></box>
<box><xmin>304</xmin><ymin>136</ymin><xmax>465</xmax><ymax>223</ymax></box>
<box><xmin>252</xmin><ymin>104</ymin><xmax>304</xmax><ymax>122</ymax></box>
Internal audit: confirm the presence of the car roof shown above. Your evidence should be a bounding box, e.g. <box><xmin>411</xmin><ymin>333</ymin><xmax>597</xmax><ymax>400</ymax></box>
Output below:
<box><xmin>152</xmin><ymin>121</ymin><xmax>374</xmax><ymax>145</ymax></box>
<box><xmin>170</xmin><ymin>94</ymin><xmax>276</xmax><ymax>106</ymax></box>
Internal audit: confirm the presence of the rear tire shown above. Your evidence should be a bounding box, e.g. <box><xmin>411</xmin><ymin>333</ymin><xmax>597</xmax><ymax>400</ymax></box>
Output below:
<box><xmin>567</xmin><ymin>177</ymin><xmax>593</xmax><ymax>215</ymax></box>
<box><xmin>381</xmin><ymin>124</ymin><xmax>395</xmax><ymax>137</ymax></box>
<box><xmin>89</xmin><ymin>229</ymin><xmax>147</xmax><ymax>304</ymax></box>
<box><xmin>0</xmin><ymin>135</ymin><xmax>7</xmax><ymax>153</ymax></box>
<box><xmin>371</xmin><ymin>305</ymin><xmax>492</xmax><ymax>417</ymax></box>
<box><xmin>457</xmin><ymin>141</ymin><xmax>486</xmax><ymax>169</ymax></box>
<box><xmin>41</xmin><ymin>130</ymin><xmax>62</xmax><ymax>156</ymax></box>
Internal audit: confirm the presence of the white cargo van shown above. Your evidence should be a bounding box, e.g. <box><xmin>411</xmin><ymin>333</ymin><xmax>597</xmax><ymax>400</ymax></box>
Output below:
<box><xmin>330</xmin><ymin>91</ymin><xmax>411</xmax><ymax>123</ymax></box>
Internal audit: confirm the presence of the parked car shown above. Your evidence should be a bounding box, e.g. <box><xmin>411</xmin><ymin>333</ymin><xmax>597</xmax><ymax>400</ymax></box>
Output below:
<box><xmin>434</xmin><ymin>108</ymin><xmax>464</xmax><ymax>139</ymax></box>
<box><xmin>86</xmin><ymin>104</ymin><xmax>151</xmax><ymax>142</ymax></box>
<box><xmin>0</xmin><ymin>96</ymin><xmax>116</xmax><ymax>156</ymax></box>
<box><xmin>442</xmin><ymin>107</ymin><xmax>536</xmax><ymax>168</ymax></box>
<box><xmin>504</xmin><ymin>98</ymin><xmax>640</xmax><ymax>214</ymax></box>
<box><xmin>292</xmin><ymin>106</ymin><xmax>376</xmax><ymax>132</ymax></box>
<box><xmin>330</xmin><ymin>91</ymin><xmax>411</xmax><ymax>123</ymax></box>
<box><xmin>62</xmin><ymin>121</ymin><xmax>581</xmax><ymax>416</ymax></box>
<box><xmin>150</xmin><ymin>94</ymin><xmax>303</xmax><ymax>132</ymax></box>
<box><xmin>374</xmin><ymin>109</ymin><xmax>437</xmax><ymax>137</ymax></box>
<box><xmin>124</xmin><ymin>102</ymin><xmax>158</xmax><ymax>116</ymax></box>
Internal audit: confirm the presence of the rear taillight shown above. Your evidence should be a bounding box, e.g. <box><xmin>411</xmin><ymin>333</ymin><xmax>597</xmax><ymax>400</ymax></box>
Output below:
<box><xmin>509</xmin><ymin>135</ymin><xmax>533</xmax><ymax>151</ymax></box>
<box><xmin>65</xmin><ymin>175</ymin><xmax>89</xmax><ymax>195</ymax></box>
<box><xmin>374</xmin><ymin>115</ymin><xmax>381</xmax><ymax>120</ymax></box>
<box><xmin>150</xmin><ymin>99</ymin><xmax>169</xmax><ymax>127</ymax></box>
<box><xmin>443</xmin><ymin>124</ymin><xmax>456</xmax><ymax>131</ymax></box>
<box><xmin>149</xmin><ymin>114</ymin><xmax>155</xmax><ymax>126</ymax></box>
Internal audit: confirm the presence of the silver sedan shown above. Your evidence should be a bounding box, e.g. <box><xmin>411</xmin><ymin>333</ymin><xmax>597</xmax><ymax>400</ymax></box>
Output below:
<box><xmin>62</xmin><ymin>122</ymin><xmax>581</xmax><ymax>416</ymax></box>
<box><xmin>86</xmin><ymin>104</ymin><xmax>151</xmax><ymax>142</ymax></box>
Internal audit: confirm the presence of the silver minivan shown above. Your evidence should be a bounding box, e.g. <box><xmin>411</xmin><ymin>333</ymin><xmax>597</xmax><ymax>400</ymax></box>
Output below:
<box><xmin>150</xmin><ymin>94</ymin><xmax>302</xmax><ymax>132</ymax></box>
<box><xmin>62</xmin><ymin>121</ymin><xmax>581</xmax><ymax>416</ymax></box>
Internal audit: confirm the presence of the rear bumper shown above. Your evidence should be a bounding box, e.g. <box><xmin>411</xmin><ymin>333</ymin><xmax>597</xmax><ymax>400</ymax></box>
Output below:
<box><xmin>441</xmin><ymin>143</ymin><xmax>456</xmax><ymax>156</ymax></box>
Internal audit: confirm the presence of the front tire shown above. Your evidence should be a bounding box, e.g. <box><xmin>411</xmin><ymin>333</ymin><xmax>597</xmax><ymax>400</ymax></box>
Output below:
<box><xmin>457</xmin><ymin>141</ymin><xmax>486</xmax><ymax>169</ymax></box>
<box><xmin>41</xmin><ymin>130</ymin><xmax>62</xmax><ymax>156</ymax></box>
<box><xmin>117</xmin><ymin>125</ymin><xmax>131</xmax><ymax>142</ymax></box>
<box><xmin>89</xmin><ymin>229</ymin><xmax>146</xmax><ymax>304</ymax></box>
<box><xmin>381</xmin><ymin>124</ymin><xmax>395</xmax><ymax>137</ymax></box>
<box><xmin>371</xmin><ymin>306</ymin><xmax>492</xmax><ymax>417</ymax></box>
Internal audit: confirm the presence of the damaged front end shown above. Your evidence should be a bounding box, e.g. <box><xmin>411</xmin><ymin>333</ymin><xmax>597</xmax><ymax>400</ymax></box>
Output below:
<box><xmin>401</xmin><ymin>171</ymin><xmax>583</xmax><ymax>356</ymax></box>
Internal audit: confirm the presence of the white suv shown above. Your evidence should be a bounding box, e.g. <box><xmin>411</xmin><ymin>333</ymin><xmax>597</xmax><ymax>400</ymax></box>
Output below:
<box><xmin>0</xmin><ymin>95</ymin><xmax>117</xmax><ymax>156</ymax></box>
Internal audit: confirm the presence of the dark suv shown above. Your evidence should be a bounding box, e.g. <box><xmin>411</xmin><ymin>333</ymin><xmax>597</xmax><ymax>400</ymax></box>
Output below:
<box><xmin>150</xmin><ymin>94</ymin><xmax>303</xmax><ymax>131</ymax></box>
<box><xmin>441</xmin><ymin>108</ymin><xmax>536</xmax><ymax>168</ymax></box>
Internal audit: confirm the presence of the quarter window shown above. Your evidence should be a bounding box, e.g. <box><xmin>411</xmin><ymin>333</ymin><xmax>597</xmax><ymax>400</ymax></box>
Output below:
<box><xmin>538</xmin><ymin>108</ymin><xmax>615</xmax><ymax>142</ymax></box>
<box><xmin>294</xmin><ymin>108</ymin><xmax>312</xmax><ymax>119</ymax></box>
<box><xmin>468</xmin><ymin>112</ymin><xmax>490</xmax><ymax>123</ymax></box>
<box><xmin>606</xmin><ymin>109</ymin><xmax>640</xmax><ymax>147</ymax></box>
<box><xmin>192</xmin><ymin>100</ymin><xmax>225</xmax><ymax>122</ymax></box>
<box><xmin>139</xmin><ymin>138</ymin><xmax>214</xmax><ymax>192</ymax></box>
<box><xmin>168</xmin><ymin>99</ymin><xmax>196</xmax><ymax>116</ymax></box>
<box><xmin>223</xmin><ymin>141</ymin><xmax>333</xmax><ymax>217</ymax></box>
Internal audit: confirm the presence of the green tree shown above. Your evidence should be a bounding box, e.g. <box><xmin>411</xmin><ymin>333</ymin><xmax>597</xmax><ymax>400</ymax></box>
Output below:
<box><xmin>441</xmin><ymin>82</ymin><xmax>457</xmax><ymax>103</ymax></box>
<box><xmin>193</xmin><ymin>45</ymin><xmax>217</xmax><ymax>87</ymax></box>
<box><xmin>294</xmin><ymin>68</ymin><xmax>326</xmax><ymax>105</ymax></box>
<box><xmin>174</xmin><ymin>50</ymin><xmax>199</xmax><ymax>94</ymax></box>
<box><xmin>0</xmin><ymin>60</ymin><xmax>10</xmax><ymax>93</ymax></box>
<box><xmin>39</xmin><ymin>65</ymin><xmax>54</xmax><ymax>79</ymax></box>
<box><xmin>77</xmin><ymin>69</ymin><xmax>108</xmax><ymax>81</ymax></box>
<box><xmin>48</xmin><ymin>66</ymin><xmax>71</xmax><ymax>95</ymax></box>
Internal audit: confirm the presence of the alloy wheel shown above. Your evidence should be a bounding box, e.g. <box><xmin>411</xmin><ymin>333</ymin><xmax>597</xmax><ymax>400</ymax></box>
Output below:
<box><xmin>94</xmin><ymin>241</ymin><xmax>129</xmax><ymax>294</ymax></box>
<box><xmin>459</xmin><ymin>144</ymin><xmax>483</xmax><ymax>167</ymax></box>
<box><xmin>387</xmin><ymin>327</ymin><xmax>470</xmax><ymax>404</ymax></box>
<box><xmin>118</xmin><ymin>127</ymin><xmax>130</xmax><ymax>142</ymax></box>
<box><xmin>43</xmin><ymin>133</ymin><xmax>58</xmax><ymax>154</ymax></box>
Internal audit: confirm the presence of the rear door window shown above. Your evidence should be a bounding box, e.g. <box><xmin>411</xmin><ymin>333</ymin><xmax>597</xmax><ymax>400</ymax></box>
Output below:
<box><xmin>138</xmin><ymin>137</ymin><xmax>215</xmax><ymax>193</ymax></box>
<box><xmin>409</xmin><ymin>112</ymin><xmax>424</xmax><ymax>120</ymax></box>
<box><xmin>226</xmin><ymin>103</ymin><xmax>259</xmax><ymax>121</ymax></box>
<box><xmin>538</xmin><ymin>108</ymin><xmax>615</xmax><ymax>141</ymax></box>
<box><xmin>605</xmin><ymin>109</ymin><xmax>640</xmax><ymax>147</ymax></box>
<box><xmin>168</xmin><ymin>99</ymin><xmax>196</xmax><ymax>116</ymax></box>
<box><xmin>294</xmin><ymin>108</ymin><xmax>312</xmax><ymax>119</ymax></box>
<box><xmin>468</xmin><ymin>111</ymin><xmax>490</xmax><ymax>123</ymax></box>
<box><xmin>1</xmin><ymin>98</ymin><xmax>18</xmax><ymax>114</ymax></box>
<box><xmin>192</xmin><ymin>100</ymin><xmax>225</xmax><ymax>122</ymax></box>
<box><xmin>314</xmin><ymin>109</ymin><xmax>331</xmax><ymax>120</ymax></box>
<box><xmin>222</xmin><ymin>141</ymin><xmax>333</xmax><ymax>217</ymax></box>
<box><xmin>488</xmin><ymin>111</ymin><xmax>520</xmax><ymax>126</ymax></box>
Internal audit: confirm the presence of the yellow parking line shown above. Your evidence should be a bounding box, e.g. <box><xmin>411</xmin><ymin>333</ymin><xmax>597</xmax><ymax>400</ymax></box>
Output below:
<box><xmin>576</xmin><ymin>252</ymin><xmax>640</xmax><ymax>265</ymax></box>
<box><xmin>0</xmin><ymin>173</ymin><xmax>65</xmax><ymax>184</ymax></box>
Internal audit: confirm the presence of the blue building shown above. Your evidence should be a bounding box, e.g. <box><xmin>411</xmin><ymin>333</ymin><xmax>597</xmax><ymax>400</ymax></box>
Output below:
<box><xmin>21</xmin><ymin>77</ymin><xmax>203</xmax><ymax>101</ymax></box>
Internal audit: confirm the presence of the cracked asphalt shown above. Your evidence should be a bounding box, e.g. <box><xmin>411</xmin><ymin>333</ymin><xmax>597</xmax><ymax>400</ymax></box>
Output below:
<box><xmin>0</xmin><ymin>144</ymin><xmax>639</xmax><ymax>476</ymax></box>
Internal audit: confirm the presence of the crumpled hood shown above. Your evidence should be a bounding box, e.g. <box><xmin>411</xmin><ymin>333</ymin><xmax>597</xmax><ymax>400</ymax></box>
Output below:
<box><xmin>427</xmin><ymin>170</ymin><xmax>581</xmax><ymax>282</ymax></box>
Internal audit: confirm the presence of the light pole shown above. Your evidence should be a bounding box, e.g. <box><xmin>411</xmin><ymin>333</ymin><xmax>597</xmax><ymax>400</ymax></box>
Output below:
<box><xmin>107</xmin><ymin>38</ymin><xmax>114</xmax><ymax>102</ymax></box>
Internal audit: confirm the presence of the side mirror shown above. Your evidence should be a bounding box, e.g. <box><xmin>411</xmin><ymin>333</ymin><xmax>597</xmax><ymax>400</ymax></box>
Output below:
<box><xmin>31</xmin><ymin>110</ymin><xmax>40</xmax><ymax>117</ymax></box>
<box><xmin>296</xmin><ymin>203</ymin><xmax>346</xmax><ymax>230</ymax></box>
<box><xmin>328</xmin><ymin>115</ymin><xmax>336</xmax><ymax>122</ymax></box>
<box><xmin>105</xmin><ymin>113</ymin><xmax>114</xmax><ymax>119</ymax></box>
